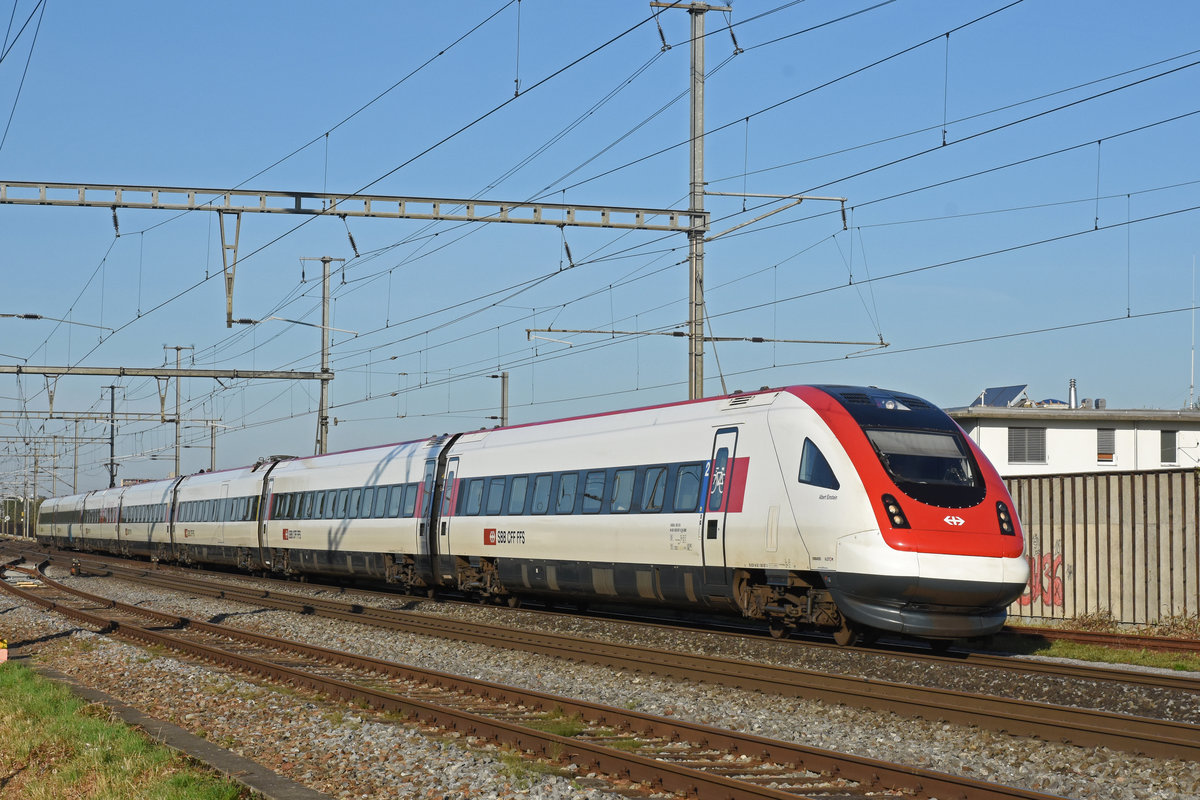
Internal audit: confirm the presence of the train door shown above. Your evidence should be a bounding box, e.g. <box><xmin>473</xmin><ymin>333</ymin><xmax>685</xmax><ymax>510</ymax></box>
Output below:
<box><xmin>258</xmin><ymin>476</ymin><xmax>275</xmax><ymax>565</ymax></box>
<box><xmin>701</xmin><ymin>427</ymin><xmax>739</xmax><ymax>587</ymax></box>
<box><xmin>219</xmin><ymin>483</ymin><xmax>230</xmax><ymax>544</ymax></box>
<box><xmin>437</xmin><ymin>457</ymin><xmax>459</xmax><ymax>583</ymax></box>
<box><xmin>416</xmin><ymin>458</ymin><xmax>438</xmax><ymax>584</ymax></box>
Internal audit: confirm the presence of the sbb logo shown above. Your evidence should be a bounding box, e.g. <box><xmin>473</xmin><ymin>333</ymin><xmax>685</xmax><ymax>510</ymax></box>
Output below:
<box><xmin>484</xmin><ymin>528</ymin><xmax>497</xmax><ymax>545</ymax></box>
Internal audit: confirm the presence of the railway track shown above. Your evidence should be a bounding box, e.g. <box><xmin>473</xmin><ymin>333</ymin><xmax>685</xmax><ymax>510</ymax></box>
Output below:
<box><xmin>24</xmin><ymin>550</ymin><xmax>1200</xmax><ymax>763</ymax></box>
<box><xmin>1</xmin><ymin>560</ymin><xmax>1072</xmax><ymax>800</ymax></box>
<box><xmin>39</xmin><ymin>547</ymin><xmax>1200</xmax><ymax>697</ymax></box>
<box><xmin>1004</xmin><ymin>624</ymin><xmax>1200</xmax><ymax>655</ymax></box>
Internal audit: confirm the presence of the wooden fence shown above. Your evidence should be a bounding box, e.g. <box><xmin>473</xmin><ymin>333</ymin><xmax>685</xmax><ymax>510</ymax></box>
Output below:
<box><xmin>1005</xmin><ymin>469</ymin><xmax>1200</xmax><ymax>624</ymax></box>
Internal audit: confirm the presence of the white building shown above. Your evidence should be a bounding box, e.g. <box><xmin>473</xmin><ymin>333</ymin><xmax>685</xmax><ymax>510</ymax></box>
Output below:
<box><xmin>946</xmin><ymin>384</ymin><xmax>1200</xmax><ymax>477</ymax></box>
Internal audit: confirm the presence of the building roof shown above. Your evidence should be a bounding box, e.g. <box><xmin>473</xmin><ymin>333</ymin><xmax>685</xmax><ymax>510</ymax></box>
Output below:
<box><xmin>970</xmin><ymin>385</ymin><xmax>1029</xmax><ymax>407</ymax></box>
<box><xmin>948</xmin><ymin>406</ymin><xmax>1200</xmax><ymax>425</ymax></box>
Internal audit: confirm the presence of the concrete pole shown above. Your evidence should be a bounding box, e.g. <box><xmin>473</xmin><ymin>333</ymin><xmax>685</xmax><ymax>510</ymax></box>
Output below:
<box><xmin>316</xmin><ymin>256</ymin><xmax>332</xmax><ymax>455</ymax></box>
<box><xmin>106</xmin><ymin>384</ymin><xmax>118</xmax><ymax>488</ymax></box>
<box><xmin>688</xmin><ymin>5</ymin><xmax>707</xmax><ymax>401</ymax></box>
<box><xmin>165</xmin><ymin>346</ymin><xmax>194</xmax><ymax>477</ymax></box>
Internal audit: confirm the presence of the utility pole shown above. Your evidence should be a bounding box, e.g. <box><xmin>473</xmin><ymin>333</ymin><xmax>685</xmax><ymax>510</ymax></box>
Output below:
<box><xmin>164</xmin><ymin>345</ymin><xmax>194</xmax><ymax>477</ymax></box>
<box><xmin>488</xmin><ymin>372</ymin><xmax>509</xmax><ymax>427</ymax></box>
<box><xmin>72</xmin><ymin>419</ymin><xmax>79</xmax><ymax>492</ymax></box>
<box><xmin>302</xmin><ymin>256</ymin><xmax>344</xmax><ymax>456</ymax></box>
<box><xmin>105</xmin><ymin>384</ymin><xmax>119</xmax><ymax>488</ymax></box>
<box><xmin>652</xmin><ymin>2</ymin><xmax>727</xmax><ymax>399</ymax></box>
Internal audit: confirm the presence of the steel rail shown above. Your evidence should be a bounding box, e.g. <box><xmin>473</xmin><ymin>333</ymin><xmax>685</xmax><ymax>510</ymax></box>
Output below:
<box><xmin>1005</xmin><ymin>624</ymin><xmax>1200</xmax><ymax>655</ymax></box>
<box><xmin>49</xmin><ymin>555</ymin><xmax>1200</xmax><ymax>763</ymax></box>
<box><xmin>63</xmin><ymin>550</ymin><xmax>1200</xmax><ymax>695</ymax></box>
<box><xmin>0</xmin><ymin>563</ymin><xmax>1070</xmax><ymax>800</ymax></box>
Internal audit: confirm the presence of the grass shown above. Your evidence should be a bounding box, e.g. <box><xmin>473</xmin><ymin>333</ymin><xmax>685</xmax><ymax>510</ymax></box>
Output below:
<box><xmin>993</xmin><ymin>613</ymin><xmax>1200</xmax><ymax>673</ymax></box>
<box><xmin>0</xmin><ymin>662</ymin><xmax>254</xmax><ymax>800</ymax></box>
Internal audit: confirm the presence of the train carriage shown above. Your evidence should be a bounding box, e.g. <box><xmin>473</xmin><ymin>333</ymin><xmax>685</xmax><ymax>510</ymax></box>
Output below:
<box><xmin>260</xmin><ymin>439</ymin><xmax>431</xmax><ymax>581</ymax></box>
<box><xmin>171</xmin><ymin>465</ymin><xmax>265</xmax><ymax>569</ymax></box>
<box><xmin>114</xmin><ymin>478</ymin><xmax>179</xmax><ymax>559</ymax></box>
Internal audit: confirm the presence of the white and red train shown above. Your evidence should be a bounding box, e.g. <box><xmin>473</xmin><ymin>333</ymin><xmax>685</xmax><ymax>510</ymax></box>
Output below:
<box><xmin>37</xmin><ymin>385</ymin><xmax>1029</xmax><ymax>643</ymax></box>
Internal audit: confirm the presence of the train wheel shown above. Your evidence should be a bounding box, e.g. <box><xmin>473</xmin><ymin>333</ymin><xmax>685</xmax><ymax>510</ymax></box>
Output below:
<box><xmin>506</xmin><ymin>595</ymin><xmax>521</xmax><ymax>608</ymax></box>
<box><xmin>767</xmin><ymin>619</ymin><xmax>790</xmax><ymax>639</ymax></box>
<box><xmin>833</xmin><ymin>619</ymin><xmax>862</xmax><ymax>647</ymax></box>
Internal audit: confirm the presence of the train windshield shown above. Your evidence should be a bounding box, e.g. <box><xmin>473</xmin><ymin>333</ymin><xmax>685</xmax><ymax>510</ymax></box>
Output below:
<box><xmin>865</xmin><ymin>428</ymin><xmax>985</xmax><ymax>508</ymax></box>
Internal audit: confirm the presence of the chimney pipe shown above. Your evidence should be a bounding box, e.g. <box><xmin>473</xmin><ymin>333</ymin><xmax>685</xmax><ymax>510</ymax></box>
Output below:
<box><xmin>1069</xmin><ymin>378</ymin><xmax>1078</xmax><ymax>409</ymax></box>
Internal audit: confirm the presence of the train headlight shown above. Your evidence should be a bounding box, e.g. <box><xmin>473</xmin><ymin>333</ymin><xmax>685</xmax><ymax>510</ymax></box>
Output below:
<box><xmin>996</xmin><ymin>501</ymin><xmax>1016</xmax><ymax>535</ymax></box>
<box><xmin>881</xmin><ymin>494</ymin><xmax>910</xmax><ymax>529</ymax></box>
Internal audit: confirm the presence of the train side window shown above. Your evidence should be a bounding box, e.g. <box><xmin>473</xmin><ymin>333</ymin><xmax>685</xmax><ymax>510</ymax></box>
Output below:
<box><xmin>798</xmin><ymin>438</ymin><xmax>840</xmax><ymax>491</ymax></box>
<box><xmin>464</xmin><ymin>479</ymin><xmax>484</xmax><ymax>516</ymax></box>
<box><xmin>402</xmin><ymin>484</ymin><xmax>418</xmax><ymax>517</ymax></box>
<box><xmin>422</xmin><ymin>464</ymin><xmax>436</xmax><ymax>516</ymax></box>
<box><xmin>531</xmin><ymin>474</ymin><xmax>552</xmax><ymax>514</ymax></box>
<box><xmin>555</xmin><ymin>473</ymin><xmax>578</xmax><ymax>514</ymax></box>
<box><xmin>508</xmin><ymin>476</ymin><xmax>529</xmax><ymax>515</ymax></box>
<box><xmin>610</xmin><ymin>469</ymin><xmax>635</xmax><ymax>513</ymax></box>
<box><xmin>311</xmin><ymin>491</ymin><xmax>324</xmax><ymax>519</ymax></box>
<box><xmin>360</xmin><ymin>488</ymin><xmax>374</xmax><ymax>519</ymax></box>
<box><xmin>335</xmin><ymin>489</ymin><xmax>349</xmax><ymax>518</ymax></box>
<box><xmin>485</xmin><ymin>478</ymin><xmax>506</xmax><ymax>516</ymax></box>
<box><xmin>373</xmin><ymin>485</ymin><xmax>390</xmax><ymax>518</ymax></box>
<box><xmin>348</xmin><ymin>488</ymin><xmax>361</xmax><ymax>519</ymax></box>
<box><xmin>673</xmin><ymin>463</ymin><xmax>704</xmax><ymax>512</ymax></box>
<box><xmin>324</xmin><ymin>489</ymin><xmax>337</xmax><ymax>519</ymax></box>
<box><xmin>708</xmin><ymin>448</ymin><xmax>729</xmax><ymax>512</ymax></box>
<box><xmin>643</xmin><ymin>470</ymin><xmax>672</xmax><ymax>513</ymax></box>
<box><xmin>299</xmin><ymin>493</ymin><xmax>312</xmax><ymax>520</ymax></box>
<box><xmin>582</xmin><ymin>471</ymin><xmax>606</xmax><ymax>514</ymax></box>
<box><xmin>386</xmin><ymin>485</ymin><xmax>403</xmax><ymax>517</ymax></box>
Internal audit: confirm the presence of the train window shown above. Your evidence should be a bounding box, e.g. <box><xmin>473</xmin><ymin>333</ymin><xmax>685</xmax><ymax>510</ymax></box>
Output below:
<box><xmin>673</xmin><ymin>464</ymin><xmax>704</xmax><ymax>513</ymax></box>
<box><xmin>582</xmin><ymin>471</ymin><xmax>606</xmax><ymax>514</ymax></box>
<box><xmin>386</xmin><ymin>485</ymin><xmax>403</xmax><ymax>517</ymax></box>
<box><xmin>402</xmin><ymin>484</ymin><xmax>418</xmax><ymax>518</ymax></box>
<box><xmin>250</xmin><ymin>496</ymin><xmax>261</xmax><ymax>521</ymax></box>
<box><xmin>422</xmin><ymin>463</ymin><xmax>436</xmax><ymax>515</ymax></box>
<box><xmin>485</xmin><ymin>479</ymin><xmax>505</xmax><ymax>516</ymax></box>
<box><xmin>348</xmin><ymin>489</ymin><xmax>361</xmax><ymax>519</ymax></box>
<box><xmin>464</xmin><ymin>479</ymin><xmax>484</xmax><ymax>516</ymax></box>
<box><xmin>324</xmin><ymin>489</ymin><xmax>337</xmax><ymax>519</ymax></box>
<box><xmin>296</xmin><ymin>493</ymin><xmax>309</xmax><ymax>520</ymax></box>
<box><xmin>531</xmin><ymin>474</ymin><xmax>552</xmax><ymax>514</ymax></box>
<box><xmin>373</xmin><ymin>486</ymin><xmax>390</xmax><ymax>518</ymax></box>
<box><xmin>361</xmin><ymin>488</ymin><xmax>374</xmax><ymax>519</ymax></box>
<box><xmin>555</xmin><ymin>473</ymin><xmax>578</xmax><ymax>514</ymax></box>
<box><xmin>309</xmin><ymin>491</ymin><xmax>322</xmax><ymax>519</ymax></box>
<box><xmin>865</xmin><ymin>429</ymin><xmax>975</xmax><ymax>487</ymax></box>
<box><xmin>610</xmin><ymin>469</ymin><xmax>635</xmax><ymax>513</ymax></box>
<box><xmin>335</xmin><ymin>489</ymin><xmax>349</xmax><ymax>518</ymax></box>
<box><xmin>708</xmin><ymin>448</ymin><xmax>730</xmax><ymax>512</ymax></box>
<box><xmin>641</xmin><ymin>467</ymin><xmax>667</xmax><ymax>513</ymax></box>
<box><xmin>508</xmin><ymin>476</ymin><xmax>529</xmax><ymax>515</ymax></box>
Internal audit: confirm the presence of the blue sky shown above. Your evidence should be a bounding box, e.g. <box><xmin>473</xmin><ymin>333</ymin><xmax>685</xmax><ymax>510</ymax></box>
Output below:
<box><xmin>1</xmin><ymin>1</ymin><xmax>1198</xmax><ymax>491</ymax></box>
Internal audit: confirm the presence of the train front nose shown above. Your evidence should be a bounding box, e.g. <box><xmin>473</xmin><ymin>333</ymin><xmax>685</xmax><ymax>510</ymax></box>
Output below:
<box><xmin>829</xmin><ymin>530</ymin><xmax>1030</xmax><ymax>639</ymax></box>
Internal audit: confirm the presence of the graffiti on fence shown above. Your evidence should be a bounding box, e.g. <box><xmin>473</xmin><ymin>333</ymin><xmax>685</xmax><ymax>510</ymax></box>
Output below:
<box><xmin>1020</xmin><ymin>552</ymin><xmax>1065</xmax><ymax>607</ymax></box>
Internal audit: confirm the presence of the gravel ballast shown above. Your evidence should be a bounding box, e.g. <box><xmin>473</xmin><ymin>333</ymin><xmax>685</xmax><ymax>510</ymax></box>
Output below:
<box><xmin>3</xmin><ymin>567</ymin><xmax>1198</xmax><ymax>800</ymax></box>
